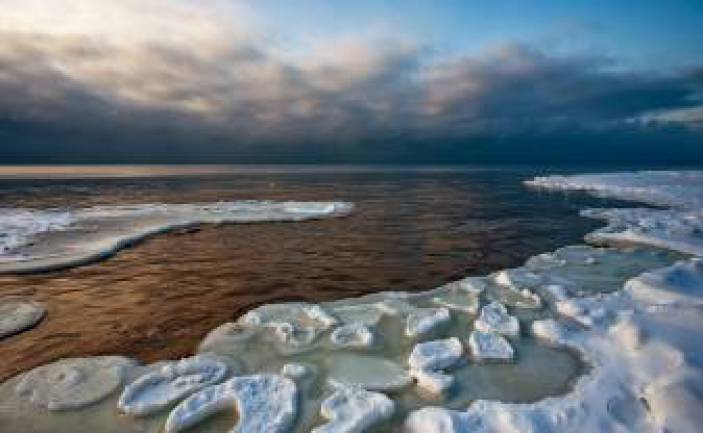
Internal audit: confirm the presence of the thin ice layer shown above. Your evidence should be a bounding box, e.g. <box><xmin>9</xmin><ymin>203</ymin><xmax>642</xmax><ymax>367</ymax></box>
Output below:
<box><xmin>0</xmin><ymin>300</ymin><xmax>46</xmax><ymax>339</ymax></box>
<box><xmin>0</xmin><ymin>201</ymin><xmax>353</xmax><ymax>273</ymax></box>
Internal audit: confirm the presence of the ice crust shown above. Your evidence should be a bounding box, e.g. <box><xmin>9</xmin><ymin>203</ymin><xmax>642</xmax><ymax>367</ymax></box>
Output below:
<box><xmin>3</xmin><ymin>170</ymin><xmax>703</xmax><ymax>433</ymax></box>
<box><xmin>0</xmin><ymin>299</ymin><xmax>46</xmax><ymax>338</ymax></box>
<box><xmin>118</xmin><ymin>355</ymin><xmax>228</xmax><ymax>416</ymax></box>
<box><xmin>330</xmin><ymin>323</ymin><xmax>375</xmax><ymax>349</ymax></box>
<box><xmin>0</xmin><ymin>201</ymin><xmax>353</xmax><ymax>273</ymax></box>
<box><xmin>312</xmin><ymin>384</ymin><xmax>395</xmax><ymax>433</ymax></box>
<box><xmin>164</xmin><ymin>374</ymin><xmax>298</xmax><ymax>433</ymax></box>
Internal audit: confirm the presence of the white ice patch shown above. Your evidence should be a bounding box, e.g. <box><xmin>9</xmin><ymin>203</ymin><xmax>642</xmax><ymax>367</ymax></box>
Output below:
<box><xmin>118</xmin><ymin>355</ymin><xmax>228</xmax><ymax>416</ymax></box>
<box><xmin>408</xmin><ymin>338</ymin><xmax>463</xmax><ymax>371</ymax></box>
<box><xmin>0</xmin><ymin>208</ymin><xmax>72</xmax><ymax>257</ymax></box>
<box><xmin>15</xmin><ymin>356</ymin><xmax>137</xmax><ymax>411</ymax></box>
<box><xmin>330</xmin><ymin>323</ymin><xmax>375</xmax><ymax>349</ymax></box>
<box><xmin>474</xmin><ymin>302</ymin><xmax>520</xmax><ymax>337</ymax></box>
<box><xmin>0</xmin><ymin>299</ymin><xmax>46</xmax><ymax>338</ymax></box>
<box><xmin>625</xmin><ymin>257</ymin><xmax>703</xmax><ymax>306</ymax></box>
<box><xmin>164</xmin><ymin>374</ymin><xmax>297</xmax><ymax>433</ymax></box>
<box><xmin>468</xmin><ymin>331</ymin><xmax>515</xmax><ymax>362</ymax></box>
<box><xmin>527</xmin><ymin>171</ymin><xmax>703</xmax><ymax>255</ymax></box>
<box><xmin>0</xmin><ymin>201</ymin><xmax>352</xmax><ymax>273</ymax></box>
<box><xmin>409</xmin><ymin>338</ymin><xmax>463</xmax><ymax>395</ymax></box>
<box><xmin>405</xmin><ymin>307</ymin><xmax>451</xmax><ymax>338</ymax></box>
<box><xmin>312</xmin><ymin>384</ymin><xmax>395</xmax><ymax>433</ymax></box>
<box><xmin>531</xmin><ymin>319</ymin><xmax>570</xmax><ymax>347</ymax></box>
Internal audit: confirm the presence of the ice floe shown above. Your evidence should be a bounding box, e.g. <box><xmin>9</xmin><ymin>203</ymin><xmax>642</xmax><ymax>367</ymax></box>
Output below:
<box><xmin>405</xmin><ymin>307</ymin><xmax>451</xmax><ymax>338</ymax></box>
<box><xmin>408</xmin><ymin>338</ymin><xmax>463</xmax><ymax>395</ymax></box>
<box><xmin>164</xmin><ymin>374</ymin><xmax>298</xmax><ymax>433</ymax></box>
<box><xmin>330</xmin><ymin>323</ymin><xmax>375</xmax><ymax>349</ymax></box>
<box><xmin>473</xmin><ymin>302</ymin><xmax>520</xmax><ymax>337</ymax></box>
<box><xmin>15</xmin><ymin>356</ymin><xmax>138</xmax><ymax>411</ymax></box>
<box><xmin>0</xmin><ymin>201</ymin><xmax>352</xmax><ymax>273</ymax></box>
<box><xmin>312</xmin><ymin>384</ymin><xmax>395</xmax><ymax>433</ymax></box>
<box><xmin>0</xmin><ymin>299</ymin><xmax>46</xmax><ymax>338</ymax></box>
<box><xmin>118</xmin><ymin>355</ymin><xmax>228</xmax><ymax>416</ymax></box>
<box><xmin>468</xmin><ymin>331</ymin><xmax>515</xmax><ymax>362</ymax></box>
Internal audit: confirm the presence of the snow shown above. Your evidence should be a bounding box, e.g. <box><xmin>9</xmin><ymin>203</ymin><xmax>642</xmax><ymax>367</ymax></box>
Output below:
<box><xmin>312</xmin><ymin>384</ymin><xmax>395</xmax><ymax>433</ymax></box>
<box><xmin>0</xmin><ymin>299</ymin><xmax>46</xmax><ymax>338</ymax></box>
<box><xmin>473</xmin><ymin>302</ymin><xmax>520</xmax><ymax>338</ymax></box>
<box><xmin>624</xmin><ymin>257</ymin><xmax>703</xmax><ymax>306</ymax></box>
<box><xmin>281</xmin><ymin>363</ymin><xmax>315</xmax><ymax>382</ymax></box>
<box><xmin>0</xmin><ymin>201</ymin><xmax>353</xmax><ymax>273</ymax></box>
<box><xmin>118</xmin><ymin>355</ymin><xmax>228</xmax><ymax>416</ymax></box>
<box><xmin>405</xmin><ymin>307</ymin><xmax>452</xmax><ymax>338</ymax></box>
<box><xmin>468</xmin><ymin>331</ymin><xmax>515</xmax><ymax>362</ymax></box>
<box><xmin>164</xmin><ymin>374</ymin><xmax>298</xmax><ymax>433</ymax></box>
<box><xmin>527</xmin><ymin>171</ymin><xmax>703</xmax><ymax>255</ymax></box>
<box><xmin>330</xmin><ymin>323</ymin><xmax>375</xmax><ymax>349</ymax></box>
<box><xmin>15</xmin><ymin>356</ymin><xmax>138</xmax><ymax>411</ymax></box>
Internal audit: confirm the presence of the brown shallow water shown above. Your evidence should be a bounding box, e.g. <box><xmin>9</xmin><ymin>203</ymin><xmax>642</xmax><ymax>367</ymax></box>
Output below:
<box><xmin>0</xmin><ymin>166</ymin><xmax>616</xmax><ymax>381</ymax></box>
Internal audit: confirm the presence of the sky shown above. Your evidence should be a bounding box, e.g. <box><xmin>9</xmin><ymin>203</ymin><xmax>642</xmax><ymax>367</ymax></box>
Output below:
<box><xmin>0</xmin><ymin>0</ymin><xmax>701</xmax><ymax>164</ymax></box>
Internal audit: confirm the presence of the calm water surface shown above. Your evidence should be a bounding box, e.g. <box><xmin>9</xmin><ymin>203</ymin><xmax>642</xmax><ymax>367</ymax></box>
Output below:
<box><xmin>0</xmin><ymin>166</ymin><xmax>622</xmax><ymax>380</ymax></box>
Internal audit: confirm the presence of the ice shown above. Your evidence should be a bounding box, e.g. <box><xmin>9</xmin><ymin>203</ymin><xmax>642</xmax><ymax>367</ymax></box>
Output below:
<box><xmin>239</xmin><ymin>303</ymin><xmax>339</xmax><ymax>353</ymax></box>
<box><xmin>0</xmin><ymin>201</ymin><xmax>352</xmax><ymax>273</ymax></box>
<box><xmin>408</xmin><ymin>338</ymin><xmax>463</xmax><ymax>371</ymax></box>
<box><xmin>531</xmin><ymin>319</ymin><xmax>569</xmax><ymax>347</ymax></box>
<box><xmin>405</xmin><ymin>307</ymin><xmax>452</xmax><ymax>338</ymax></box>
<box><xmin>412</xmin><ymin>370</ymin><xmax>456</xmax><ymax>395</ymax></box>
<box><xmin>468</xmin><ymin>331</ymin><xmax>515</xmax><ymax>362</ymax></box>
<box><xmin>404</xmin><ymin>406</ymin><xmax>467</xmax><ymax>433</ymax></box>
<box><xmin>0</xmin><ymin>208</ymin><xmax>72</xmax><ymax>257</ymax></box>
<box><xmin>431</xmin><ymin>286</ymin><xmax>481</xmax><ymax>314</ymax></box>
<box><xmin>281</xmin><ymin>363</ymin><xmax>315</xmax><ymax>382</ymax></box>
<box><xmin>15</xmin><ymin>356</ymin><xmax>138</xmax><ymax>411</ymax></box>
<box><xmin>625</xmin><ymin>257</ymin><xmax>703</xmax><ymax>306</ymax></box>
<box><xmin>330</xmin><ymin>323</ymin><xmax>375</xmax><ymax>349</ymax></box>
<box><xmin>312</xmin><ymin>384</ymin><xmax>395</xmax><ymax>433</ymax></box>
<box><xmin>164</xmin><ymin>374</ymin><xmax>297</xmax><ymax>433</ymax></box>
<box><xmin>0</xmin><ymin>299</ymin><xmax>46</xmax><ymax>338</ymax></box>
<box><xmin>327</xmin><ymin>354</ymin><xmax>413</xmax><ymax>392</ymax></box>
<box><xmin>526</xmin><ymin>171</ymin><xmax>703</xmax><ymax>209</ymax></box>
<box><xmin>408</xmin><ymin>338</ymin><xmax>463</xmax><ymax>395</ymax></box>
<box><xmin>199</xmin><ymin>322</ymin><xmax>258</xmax><ymax>353</ymax></box>
<box><xmin>118</xmin><ymin>355</ymin><xmax>228</xmax><ymax>416</ymax></box>
<box><xmin>332</xmin><ymin>304</ymin><xmax>385</xmax><ymax>327</ymax></box>
<box><xmin>474</xmin><ymin>302</ymin><xmax>520</xmax><ymax>337</ymax></box>
<box><xmin>527</xmin><ymin>171</ymin><xmax>703</xmax><ymax>255</ymax></box>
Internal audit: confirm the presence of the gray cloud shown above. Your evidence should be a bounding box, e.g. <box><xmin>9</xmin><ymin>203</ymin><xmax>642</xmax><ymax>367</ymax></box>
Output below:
<box><xmin>0</xmin><ymin>0</ymin><xmax>701</xmax><ymax>163</ymax></box>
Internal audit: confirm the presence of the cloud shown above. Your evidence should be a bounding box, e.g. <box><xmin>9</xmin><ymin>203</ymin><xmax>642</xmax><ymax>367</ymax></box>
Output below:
<box><xmin>0</xmin><ymin>0</ymin><xmax>700</xmax><ymax>163</ymax></box>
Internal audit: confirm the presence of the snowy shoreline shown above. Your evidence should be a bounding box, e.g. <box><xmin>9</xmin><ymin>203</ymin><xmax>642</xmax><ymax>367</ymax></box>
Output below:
<box><xmin>1</xmin><ymin>171</ymin><xmax>702</xmax><ymax>433</ymax></box>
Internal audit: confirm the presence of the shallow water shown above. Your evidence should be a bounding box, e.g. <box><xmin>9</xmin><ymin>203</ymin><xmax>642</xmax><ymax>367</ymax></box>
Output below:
<box><xmin>0</xmin><ymin>166</ymin><xmax>629</xmax><ymax>381</ymax></box>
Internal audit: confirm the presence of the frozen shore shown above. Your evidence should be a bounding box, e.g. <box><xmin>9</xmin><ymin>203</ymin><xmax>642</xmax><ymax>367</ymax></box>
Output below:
<box><xmin>1</xmin><ymin>171</ymin><xmax>702</xmax><ymax>433</ymax></box>
<box><xmin>0</xmin><ymin>201</ymin><xmax>353</xmax><ymax>274</ymax></box>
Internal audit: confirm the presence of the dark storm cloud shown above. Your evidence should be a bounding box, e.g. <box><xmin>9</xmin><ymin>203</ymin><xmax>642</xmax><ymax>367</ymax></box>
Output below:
<box><xmin>0</xmin><ymin>0</ymin><xmax>701</xmax><ymax>163</ymax></box>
